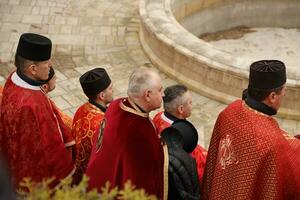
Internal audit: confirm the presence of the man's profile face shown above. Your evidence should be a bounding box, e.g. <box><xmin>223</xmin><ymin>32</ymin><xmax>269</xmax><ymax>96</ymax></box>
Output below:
<box><xmin>102</xmin><ymin>83</ymin><xmax>114</xmax><ymax>104</ymax></box>
<box><xmin>32</xmin><ymin>59</ymin><xmax>52</xmax><ymax>81</ymax></box>
<box><xmin>181</xmin><ymin>91</ymin><xmax>193</xmax><ymax>118</ymax></box>
<box><xmin>148</xmin><ymin>75</ymin><xmax>164</xmax><ymax>111</ymax></box>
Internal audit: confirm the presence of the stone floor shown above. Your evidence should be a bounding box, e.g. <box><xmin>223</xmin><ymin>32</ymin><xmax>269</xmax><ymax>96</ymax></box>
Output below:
<box><xmin>0</xmin><ymin>0</ymin><xmax>299</xmax><ymax>148</ymax></box>
<box><xmin>205</xmin><ymin>27</ymin><xmax>300</xmax><ymax>79</ymax></box>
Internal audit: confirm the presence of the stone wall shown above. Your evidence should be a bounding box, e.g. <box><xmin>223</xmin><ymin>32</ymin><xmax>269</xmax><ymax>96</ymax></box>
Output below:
<box><xmin>139</xmin><ymin>0</ymin><xmax>300</xmax><ymax>119</ymax></box>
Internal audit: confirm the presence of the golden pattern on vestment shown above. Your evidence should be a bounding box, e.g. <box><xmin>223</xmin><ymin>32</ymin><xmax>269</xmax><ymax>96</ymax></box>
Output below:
<box><xmin>203</xmin><ymin>100</ymin><xmax>283</xmax><ymax>200</ymax></box>
<box><xmin>218</xmin><ymin>135</ymin><xmax>238</xmax><ymax>169</ymax></box>
<box><xmin>72</xmin><ymin>102</ymin><xmax>104</xmax><ymax>184</ymax></box>
<box><xmin>120</xmin><ymin>98</ymin><xmax>149</xmax><ymax>118</ymax></box>
<box><xmin>96</xmin><ymin>118</ymin><xmax>106</xmax><ymax>153</ymax></box>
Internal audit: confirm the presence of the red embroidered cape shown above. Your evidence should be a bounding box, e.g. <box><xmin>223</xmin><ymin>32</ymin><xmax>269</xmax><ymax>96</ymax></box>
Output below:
<box><xmin>71</xmin><ymin>102</ymin><xmax>104</xmax><ymax>184</ymax></box>
<box><xmin>0</xmin><ymin>74</ymin><xmax>74</xmax><ymax>189</ymax></box>
<box><xmin>202</xmin><ymin>100</ymin><xmax>300</xmax><ymax>200</ymax></box>
<box><xmin>86</xmin><ymin>98</ymin><xmax>165</xmax><ymax>199</ymax></box>
<box><xmin>153</xmin><ymin>111</ymin><xmax>207</xmax><ymax>185</ymax></box>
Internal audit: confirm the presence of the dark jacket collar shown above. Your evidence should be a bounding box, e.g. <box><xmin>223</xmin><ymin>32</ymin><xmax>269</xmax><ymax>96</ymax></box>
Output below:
<box><xmin>89</xmin><ymin>99</ymin><xmax>107</xmax><ymax>113</ymax></box>
<box><xmin>16</xmin><ymin>69</ymin><xmax>46</xmax><ymax>86</ymax></box>
<box><xmin>164</xmin><ymin>111</ymin><xmax>181</xmax><ymax>122</ymax></box>
<box><xmin>245</xmin><ymin>96</ymin><xmax>277</xmax><ymax>116</ymax></box>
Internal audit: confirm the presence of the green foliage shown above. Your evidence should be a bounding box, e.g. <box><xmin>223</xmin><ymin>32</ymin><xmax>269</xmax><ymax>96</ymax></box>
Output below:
<box><xmin>17</xmin><ymin>176</ymin><xmax>158</xmax><ymax>200</ymax></box>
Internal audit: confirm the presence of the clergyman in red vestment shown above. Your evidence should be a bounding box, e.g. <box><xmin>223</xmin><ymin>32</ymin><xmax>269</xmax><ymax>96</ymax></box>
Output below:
<box><xmin>71</xmin><ymin>68</ymin><xmax>113</xmax><ymax>184</ymax></box>
<box><xmin>153</xmin><ymin>84</ymin><xmax>207</xmax><ymax>185</ymax></box>
<box><xmin>202</xmin><ymin>60</ymin><xmax>300</xmax><ymax>199</ymax></box>
<box><xmin>86</xmin><ymin>67</ymin><xmax>167</xmax><ymax>199</ymax></box>
<box><xmin>0</xmin><ymin>33</ymin><xmax>75</xmax><ymax>189</ymax></box>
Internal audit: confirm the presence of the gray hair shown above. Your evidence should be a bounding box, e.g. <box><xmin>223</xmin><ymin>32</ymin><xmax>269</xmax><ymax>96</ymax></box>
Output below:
<box><xmin>163</xmin><ymin>84</ymin><xmax>188</xmax><ymax>113</ymax></box>
<box><xmin>14</xmin><ymin>55</ymin><xmax>36</xmax><ymax>72</ymax></box>
<box><xmin>127</xmin><ymin>67</ymin><xmax>159</xmax><ymax>98</ymax></box>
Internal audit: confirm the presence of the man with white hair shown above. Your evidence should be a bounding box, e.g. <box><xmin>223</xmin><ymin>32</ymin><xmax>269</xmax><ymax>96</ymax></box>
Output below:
<box><xmin>86</xmin><ymin>67</ymin><xmax>166</xmax><ymax>199</ymax></box>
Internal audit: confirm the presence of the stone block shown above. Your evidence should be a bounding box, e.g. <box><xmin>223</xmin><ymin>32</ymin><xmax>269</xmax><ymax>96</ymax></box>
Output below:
<box><xmin>11</xmin><ymin>5</ymin><xmax>32</xmax><ymax>14</ymax></box>
<box><xmin>22</xmin><ymin>14</ymin><xmax>43</xmax><ymax>24</ymax></box>
<box><xmin>51</xmin><ymin>96</ymin><xmax>72</xmax><ymax>110</ymax></box>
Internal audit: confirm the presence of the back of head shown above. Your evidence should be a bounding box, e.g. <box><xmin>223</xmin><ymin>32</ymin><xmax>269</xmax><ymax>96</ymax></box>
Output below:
<box><xmin>163</xmin><ymin>84</ymin><xmax>188</xmax><ymax>113</ymax></box>
<box><xmin>80</xmin><ymin>68</ymin><xmax>111</xmax><ymax>98</ymax></box>
<box><xmin>127</xmin><ymin>66</ymin><xmax>159</xmax><ymax>98</ymax></box>
<box><xmin>15</xmin><ymin>33</ymin><xmax>52</xmax><ymax>72</ymax></box>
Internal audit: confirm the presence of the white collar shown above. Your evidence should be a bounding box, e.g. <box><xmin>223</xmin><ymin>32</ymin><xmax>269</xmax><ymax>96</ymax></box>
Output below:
<box><xmin>161</xmin><ymin>112</ymin><xmax>174</xmax><ymax>124</ymax></box>
<box><xmin>11</xmin><ymin>72</ymin><xmax>41</xmax><ymax>91</ymax></box>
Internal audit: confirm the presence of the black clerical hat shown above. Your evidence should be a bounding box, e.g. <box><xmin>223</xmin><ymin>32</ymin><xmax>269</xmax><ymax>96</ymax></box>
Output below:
<box><xmin>16</xmin><ymin>33</ymin><xmax>52</xmax><ymax>61</ymax></box>
<box><xmin>80</xmin><ymin>68</ymin><xmax>111</xmax><ymax>96</ymax></box>
<box><xmin>248</xmin><ymin>60</ymin><xmax>286</xmax><ymax>90</ymax></box>
<box><xmin>161</xmin><ymin>120</ymin><xmax>198</xmax><ymax>153</ymax></box>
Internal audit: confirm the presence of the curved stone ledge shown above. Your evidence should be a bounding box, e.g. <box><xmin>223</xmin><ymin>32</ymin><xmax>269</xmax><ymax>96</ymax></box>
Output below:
<box><xmin>139</xmin><ymin>0</ymin><xmax>300</xmax><ymax>119</ymax></box>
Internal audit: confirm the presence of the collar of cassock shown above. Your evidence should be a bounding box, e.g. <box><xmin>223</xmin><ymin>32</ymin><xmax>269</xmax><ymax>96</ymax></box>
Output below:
<box><xmin>245</xmin><ymin>96</ymin><xmax>277</xmax><ymax>116</ymax></box>
<box><xmin>119</xmin><ymin>97</ymin><xmax>149</xmax><ymax>118</ymax></box>
<box><xmin>89</xmin><ymin>99</ymin><xmax>107</xmax><ymax>113</ymax></box>
<box><xmin>16</xmin><ymin>69</ymin><xmax>47</xmax><ymax>86</ymax></box>
<box><xmin>164</xmin><ymin>111</ymin><xmax>180</xmax><ymax>122</ymax></box>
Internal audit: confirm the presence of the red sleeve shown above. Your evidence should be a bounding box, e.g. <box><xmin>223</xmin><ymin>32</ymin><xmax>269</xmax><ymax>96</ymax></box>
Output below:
<box><xmin>50</xmin><ymin>100</ymin><xmax>75</xmax><ymax>147</ymax></box>
<box><xmin>190</xmin><ymin>145</ymin><xmax>207</xmax><ymax>186</ymax></box>
<box><xmin>152</xmin><ymin>112</ymin><xmax>171</xmax><ymax>135</ymax></box>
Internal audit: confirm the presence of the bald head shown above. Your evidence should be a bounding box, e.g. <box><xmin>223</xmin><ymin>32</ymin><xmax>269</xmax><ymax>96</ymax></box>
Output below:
<box><xmin>127</xmin><ymin>67</ymin><xmax>163</xmax><ymax>112</ymax></box>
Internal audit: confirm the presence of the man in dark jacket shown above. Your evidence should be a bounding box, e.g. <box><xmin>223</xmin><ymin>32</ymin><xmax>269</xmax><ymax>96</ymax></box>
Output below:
<box><xmin>161</xmin><ymin>120</ymin><xmax>200</xmax><ymax>200</ymax></box>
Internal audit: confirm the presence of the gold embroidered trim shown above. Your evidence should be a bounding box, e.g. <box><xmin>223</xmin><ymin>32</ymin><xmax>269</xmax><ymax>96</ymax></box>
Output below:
<box><xmin>119</xmin><ymin>98</ymin><xmax>149</xmax><ymax>118</ymax></box>
<box><xmin>86</xmin><ymin>102</ymin><xmax>104</xmax><ymax>114</ymax></box>
<box><xmin>162</xmin><ymin>142</ymin><xmax>169</xmax><ymax>200</ymax></box>
<box><xmin>218</xmin><ymin>135</ymin><xmax>238</xmax><ymax>169</ymax></box>
<box><xmin>96</xmin><ymin>119</ymin><xmax>106</xmax><ymax>153</ymax></box>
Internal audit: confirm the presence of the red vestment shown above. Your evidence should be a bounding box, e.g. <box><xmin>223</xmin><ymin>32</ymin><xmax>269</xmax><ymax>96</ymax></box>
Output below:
<box><xmin>202</xmin><ymin>100</ymin><xmax>300</xmax><ymax>200</ymax></box>
<box><xmin>153</xmin><ymin>111</ymin><xmax>207</xmax><ymax>185</ymax></box>
<box><xmin>71</xmin><ymin>102</ymin><xmax>104</xmax><ymax>184</ymax></box>
<box><xmin>0</xmin><ymin>73</ymin><xmax>75</xmax><ymax>189</ymax></box>
<box><xmin>0</xmin><ymin>85</ymin><xmax>3</xmax><ymax>105</ymax></box>
<box><xmin>49</xmin><ymin>99</ymin><xmax>75</xmax><ymax>148</ymax></box>
<box><xmin>86</xmin><ymin>98</ymin><xmax>165</xmax><ymax>199</ymax></box>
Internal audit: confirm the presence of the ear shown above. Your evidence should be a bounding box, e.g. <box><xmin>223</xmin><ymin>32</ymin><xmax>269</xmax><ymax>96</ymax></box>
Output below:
<box><xmin>267</xmin><ymin>91</ymin><xmax>277</xmax><ymax>104</ymax></box>
<box><xmin>98</xmin><ymin>91</ymin><xmax>106</xmax><ymax>101</ymax></box>
<box><xmin>144</xmin><ymin>89</ymin><xmax>152</xmax><ymax>102</ymax></box>
<box><xmin>177</xmin><ymin>104</ymin><xmax>184</xmax><ymax>114</ymax></box>
<box><xmin>27</xmin><ymin>64</ymin><xmax>37</xmax><ymax>75</ymax></box>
